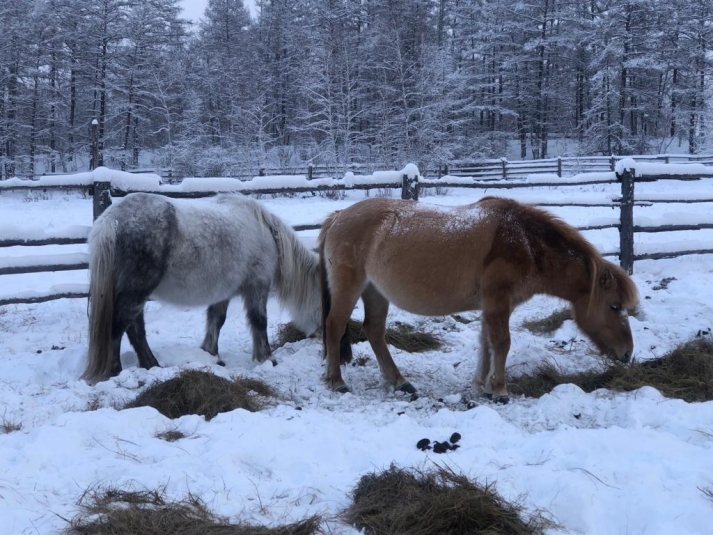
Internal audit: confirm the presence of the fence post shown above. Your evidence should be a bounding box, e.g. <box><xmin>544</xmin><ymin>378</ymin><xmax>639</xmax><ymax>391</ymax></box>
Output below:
<box><xmin>93</xmin><ymin>179</ymin><xmax>112</xmax><ymax>220</ymax></box>
<box><xmin>501</xmin><ymin>158</ymin><xmax>507</xmax><ymax>180</ymax></box>
<box><xmin>401</xmin><ymin>173</ymin><xmax>418</xmax><ymax>201</ymax></box>
<box><xmin>89</xmin><ymin>119</ymin><xmax>99</xmax><ymax>171</ymax></box>
<box><xmin>609</xmin><ymin>155</ymin><xmax>616</xmax><ymax>171</ymax></box>
<box><xmin>307</xmin><ymin>164</ymin><xmax>313</xmax><ymax>180</ymax></box>
<box><xmin>618</xmin><ymin>168</ymin><xmax>635</xmax><ymax>274</ymax></box>
<box><xmin>557</xmin><ymin>156</ymin><xmax>562</xmax><ymax>177</ymax></box>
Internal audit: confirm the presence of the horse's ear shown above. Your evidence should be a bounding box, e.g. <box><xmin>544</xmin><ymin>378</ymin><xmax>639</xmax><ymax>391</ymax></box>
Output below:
<box><xmin>599</xmin><ymin>268</ymin><xmax>614</xmax><ymax>290</ymax></box>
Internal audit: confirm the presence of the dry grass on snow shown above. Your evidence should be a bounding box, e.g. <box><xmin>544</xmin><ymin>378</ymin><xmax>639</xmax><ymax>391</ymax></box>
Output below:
<box><xmin>521</xmin><ymin>308</ymin><xmax>572</xmax><ymax>334</ymax></box>
<box><xmin>63</xmin><ymin>485</ymin><xmax>321</xmax><ymax>535</ymax></box>
<box><xmin>343</xmin><ymin>464</ymin><xmax>555</xmax><ymax>535</ymax></box>
<box><xmin>510</xmin><ymin>337</ymin><xmax>713</xmax><ymax>402</ymax></box>
<box><xmin>124</xmin><ymin>369</ymin><xmax>275</xmax><ymax>420</ymax></box>
<box><xmin>276</xmin><ymin>319</ymin><xmax>442</xmax><ymax>353</ymax></box>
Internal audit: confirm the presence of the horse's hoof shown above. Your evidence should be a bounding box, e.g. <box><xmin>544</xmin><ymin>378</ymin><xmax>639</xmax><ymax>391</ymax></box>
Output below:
<box><xmin>216</xmin><ymin>360</ymin><xmax>226</xmax><ymax>367</ymax></box>
<box><xmin>396</xmin><ymin>382</ymin><xmax>417</xmax><ymax>395</ymax></box>
<box><xmin>493</xmin><ymin>395</ymin><xmax>510</xmax><ymax>405</ymax></box>
<box><xmin>270</xmin><ymin>359</ymin><xmax>278</xmax><ymax>367</ymax></box>
<box><xmin>335</xmin><ymin>385</ymin><xmax>351</xmax><ymax>394</ymax></box>
<box><xmin>482</xmin><ymin>392</ymin><xmax>493</xmax><ymax>400</ymax></box>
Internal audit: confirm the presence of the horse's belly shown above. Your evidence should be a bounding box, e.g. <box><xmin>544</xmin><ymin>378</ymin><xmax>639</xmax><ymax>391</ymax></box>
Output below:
<box><xmin>151</xmin><ymin>271</ymin><xmax>240</xmax><ymax>307</ymax></box>
<box><xmin>371</xmin><ymin>275</ymin><xmax>479</xmax><ymax>316</ymax></box>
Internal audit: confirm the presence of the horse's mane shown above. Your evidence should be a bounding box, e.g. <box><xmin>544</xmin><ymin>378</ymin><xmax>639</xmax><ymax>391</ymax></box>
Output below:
<box><xmin>484</xmin><ymin>197</ymin><xmax>639</xmax><ymax>310</ymax></box>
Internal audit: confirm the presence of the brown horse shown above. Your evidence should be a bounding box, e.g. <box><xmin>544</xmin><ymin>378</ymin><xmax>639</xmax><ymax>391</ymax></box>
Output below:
<box><xmin>318</xmin><ymin>196</ymin><xmax>638</xmax><ymax>403</ymax></box>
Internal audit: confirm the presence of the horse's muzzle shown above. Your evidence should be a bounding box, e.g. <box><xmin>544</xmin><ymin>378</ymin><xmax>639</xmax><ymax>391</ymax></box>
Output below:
<box><xmin>609</xmin><ymin>349</ymin><xmax>632</xmax><ymax>363</ymax></box>
<box><xmin>615</xmin><ymin>350</ymin><xmax>632</xmax><ymax>363</ymax></box>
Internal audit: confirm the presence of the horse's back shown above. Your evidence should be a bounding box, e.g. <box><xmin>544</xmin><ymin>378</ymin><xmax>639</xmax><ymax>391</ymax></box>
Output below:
<box><xmin>96</xmin><ymin>193</ymin><xmax>278</xmax><ymax>307</ymax></box>
<box><xmin>153</xmin><ymin>196</ymin><xmax>278</xmax><ymax>306</ymax></box>
<box><xmin>322</xmin><ymin>198</ymin><xmax>503</xmax><ymax>315</ymax></box>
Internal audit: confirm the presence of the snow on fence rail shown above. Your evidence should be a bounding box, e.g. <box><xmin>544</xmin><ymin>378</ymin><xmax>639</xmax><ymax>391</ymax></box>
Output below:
<box><xmin>2</xmin><ymin>160</ymin><xmax>713</xmax><ymax>307</ymax></box>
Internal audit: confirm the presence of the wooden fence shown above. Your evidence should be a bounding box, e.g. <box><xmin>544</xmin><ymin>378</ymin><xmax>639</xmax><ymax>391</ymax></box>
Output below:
<box><xmin>2</xmin><ymin>161</ymin><xmax>713</xmax><ymax>307</ymax></box>
<box><xmin>36</xmin><ymin>153</ymin><xmax>713</xmax><ymax>182</ymax></box>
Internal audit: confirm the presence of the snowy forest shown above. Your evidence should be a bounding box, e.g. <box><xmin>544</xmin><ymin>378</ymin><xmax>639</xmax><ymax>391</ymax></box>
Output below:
<box><xmin>0</xmin><ymin>0</ymin><xmax>711</xmax><ymax>179</ymax></box>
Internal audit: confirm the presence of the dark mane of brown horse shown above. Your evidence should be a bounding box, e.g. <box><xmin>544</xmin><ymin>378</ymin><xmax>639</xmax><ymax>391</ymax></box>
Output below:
<box><xmin>479</xmin><ymin>196</ymin><xmax>638</xmax><ymax>310</ymax></box>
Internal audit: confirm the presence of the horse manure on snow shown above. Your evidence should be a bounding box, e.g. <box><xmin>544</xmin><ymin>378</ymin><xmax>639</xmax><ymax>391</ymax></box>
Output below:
<box><xmin>343</xmin><ymin>464</ymin><xmax>555</xmax><ymax>535</ymax></box>
<box><xmin>275</xmin><ymin>319</ymin><xmax>442</xmax><ymax>353</ymax></box>
<box><xmin>124</xmin><ymin>370</ymin><xmax>274</xmax><ymax>420</ymax></box>
<box><xmin>63</xmin><ymin>485</ymin><xmax>321</xmax><ymax>535</ymax></box>
<box><xmin>510</xmin><ymin>337</ymin><xmax>713</xmax><ymax>402</ymax></box>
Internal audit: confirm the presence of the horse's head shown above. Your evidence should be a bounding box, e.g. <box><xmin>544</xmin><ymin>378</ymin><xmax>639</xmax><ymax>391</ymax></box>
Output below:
<box><xmin>572</xmin><ymin>264</ymin><xmax>638</xmax><ymax>363</ymax></box>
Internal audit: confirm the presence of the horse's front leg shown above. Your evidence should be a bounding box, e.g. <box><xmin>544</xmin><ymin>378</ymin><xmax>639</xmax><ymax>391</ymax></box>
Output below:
<box><xmin>361</xmin><ymin>285</ymin><xmax>414</xmax><ymax>394</ymax></box>
<box><xmin>481</xmin><ymin>306</ymin><xmax>512</xmax><ymax>404</ymax></box>
<box><xmin>241</xmin><ymin>282</ymin><xmax>274</xmax><ymax>365</ymax></box>
<box><xmin>474</xmin><ymin>327</ymin><xmax>492</xmax><ymax>396</ymax></box>
<box><xmin>201</xmin><ymin>299</ymin><xmax>230</xmax><ymax>366</ymax></box>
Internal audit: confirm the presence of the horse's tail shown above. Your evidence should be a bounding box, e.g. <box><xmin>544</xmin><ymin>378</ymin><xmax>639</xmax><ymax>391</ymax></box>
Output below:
<box><xmin>317</xmin><ymin>211</ymin><xmax>352</xmax><ymax>362</ymax></box>
<box><xmin>259</xmin><ymin>206</ymin><xmax>322</xmax><ymax>336</ymax></box>
<box><xmin>82</xmin><ymin>213</ymin><xmax>117</xmax><ymax>384</ymax></box>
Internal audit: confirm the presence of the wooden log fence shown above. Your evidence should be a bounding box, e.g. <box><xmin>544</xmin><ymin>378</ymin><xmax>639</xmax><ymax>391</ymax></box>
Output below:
<box><xmin>3</xmin><ymin>161</ymin><xmax>713</xmax><ymax>307</ymax></box>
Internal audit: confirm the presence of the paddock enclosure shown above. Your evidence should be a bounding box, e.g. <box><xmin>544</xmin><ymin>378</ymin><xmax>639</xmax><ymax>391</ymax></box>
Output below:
<box><xmin>1</xmin><ymin>159</ymin><xmax>713</xmax><ymax>534</ymax></box>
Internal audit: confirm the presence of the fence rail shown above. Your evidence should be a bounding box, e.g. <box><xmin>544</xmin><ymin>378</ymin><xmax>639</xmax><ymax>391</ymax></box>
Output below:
<box><xmin>26</xmin><ymin>153</ymin><xmax>713</xmax><ymax>182</ymax></box>
<box><xmin>3</xmin><ymin>159</ymin><xmax>713</xmax><ymax>307</ymax></box>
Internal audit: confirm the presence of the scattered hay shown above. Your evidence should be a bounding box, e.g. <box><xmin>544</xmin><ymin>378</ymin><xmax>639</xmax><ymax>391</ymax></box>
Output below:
<box><xmin>124</xmin><ymin>370</ymin><xmax>274</xmax><ymax>420</ymax></box>
<box><xmin>522</xmin><ymin>308</ymin><xmax>571</xmax><ymax>334</ymax></box>
<box><xmin>275</xmin><ymin>322</ymin><xmax>313</xmax><ymax>347</ymax></box>
<box><xmin>156</xmin><ymin>429</ymin><xmax>187</xmax><ymax>442</ymax></box>
<box><xmin>276</xmin><ymin>319</ymin><xmax>442</xmax><ymax>353</ymax></box>
<box><xmin>63</xmin><ymin>485</ymin><xmax>321</xmax><ymax>535</ymax></box>
<box><xmin>343</xmin><ymin>464</ymin><xmax>554</xmax><ymax>535</ymax></box>
<box><xmin>510</xmin><ymin>338</ymin><xmax>713</xmax><ymax>402</ymax></box>
<box><xmin>1</xmin><ymin>416</ymin><xmax>22</xmax><ymax>434</ymax></box>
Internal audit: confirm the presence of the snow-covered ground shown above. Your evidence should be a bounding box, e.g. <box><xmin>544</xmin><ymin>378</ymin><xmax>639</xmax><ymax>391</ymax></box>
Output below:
<box><xmin>1</xmin><ymin>180</ymin><xmax>712</xmax><ymax>535</ymax></box>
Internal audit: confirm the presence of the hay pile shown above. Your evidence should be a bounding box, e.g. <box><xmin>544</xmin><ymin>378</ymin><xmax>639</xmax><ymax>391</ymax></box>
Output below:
<box><xmin>521</xmin><ymin>308</ymin><xmax>572</xmax><ymax>334</ymax></box>
<box><xmin>124</xmin><ymin>370</ymin><xmax>274</xmax><ymax>420</ymax></box>
<box><xmin>276</xmin><ymin>319</ymin><xmax>442</xmax><ymax>353</ymax></box>
<box><xmin>511</xmin><ymin>338</ymin><xmax>713</xmax><ymax>402</ymax></box>
<box><xmin>343</xmin><ymin>465</ymin><xmax>553</xmax><ymax>535</ymax></box>
<box><xmin>63</xmin><ymin>486</ymin><xmax>320</xmax><ymax>535</ymax></box>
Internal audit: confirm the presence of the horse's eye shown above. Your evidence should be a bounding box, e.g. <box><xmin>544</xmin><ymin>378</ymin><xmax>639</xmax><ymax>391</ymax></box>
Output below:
<box><xmin>610</xmin><ymin>304</ymin><xmax>621</xmax><ymax>312</ymax></box>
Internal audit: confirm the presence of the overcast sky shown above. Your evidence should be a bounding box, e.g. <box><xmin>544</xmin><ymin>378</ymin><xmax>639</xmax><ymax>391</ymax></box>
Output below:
<box><xmin>179</xmin><ymin>0</ymin><xmax>258</xmax><ymax>24</ymax></box>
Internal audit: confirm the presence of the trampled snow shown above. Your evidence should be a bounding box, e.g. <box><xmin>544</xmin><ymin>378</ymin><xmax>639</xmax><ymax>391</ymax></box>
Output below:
<box><xmin>1</xmin><ymin>179</ymin><xmax>712</xmax><ymax>535</ymax></box>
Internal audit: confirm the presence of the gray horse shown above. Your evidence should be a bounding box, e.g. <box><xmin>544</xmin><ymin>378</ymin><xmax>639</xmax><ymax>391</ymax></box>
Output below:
<box><xmin>82</xmin><ymin>192</ymin><xmax>322</xmax><ymax>383</ymax></box>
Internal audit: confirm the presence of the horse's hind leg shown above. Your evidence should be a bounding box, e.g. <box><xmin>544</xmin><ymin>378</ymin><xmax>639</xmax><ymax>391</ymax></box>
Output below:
<box><xmin>110</xmin><ymin>293</ymin><xmax>149</xmax><ymax>376</ymax></box>
<box><xmin>361</xmin><ymin>285</ymin><xmax>414</xmax><ymax>394</ymax></box>
<box><xmin>126</xmin><ymin>309</ymin><xmax>160</xmax><ymax>370</ymax></box>
<box><xmin>200</xmin><ymin>299</ymin><xmax>230</xmax><ymax>366</ymax></box>
<box><xmin>241</xmin><ymin>282</ymin><xmax>273</xmax><ymax>365</ymax></box>
<box><xmin>324</xmin><ymin>268</ymin><xmax>363</xmax><ymax>393</ymax></box>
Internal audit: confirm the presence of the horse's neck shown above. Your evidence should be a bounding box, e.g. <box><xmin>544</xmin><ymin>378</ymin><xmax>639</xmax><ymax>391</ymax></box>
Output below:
<box><xmin>538</xmin><ymin>251</ymin><xmax>591</xmax><ymax>305</ymax></box>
